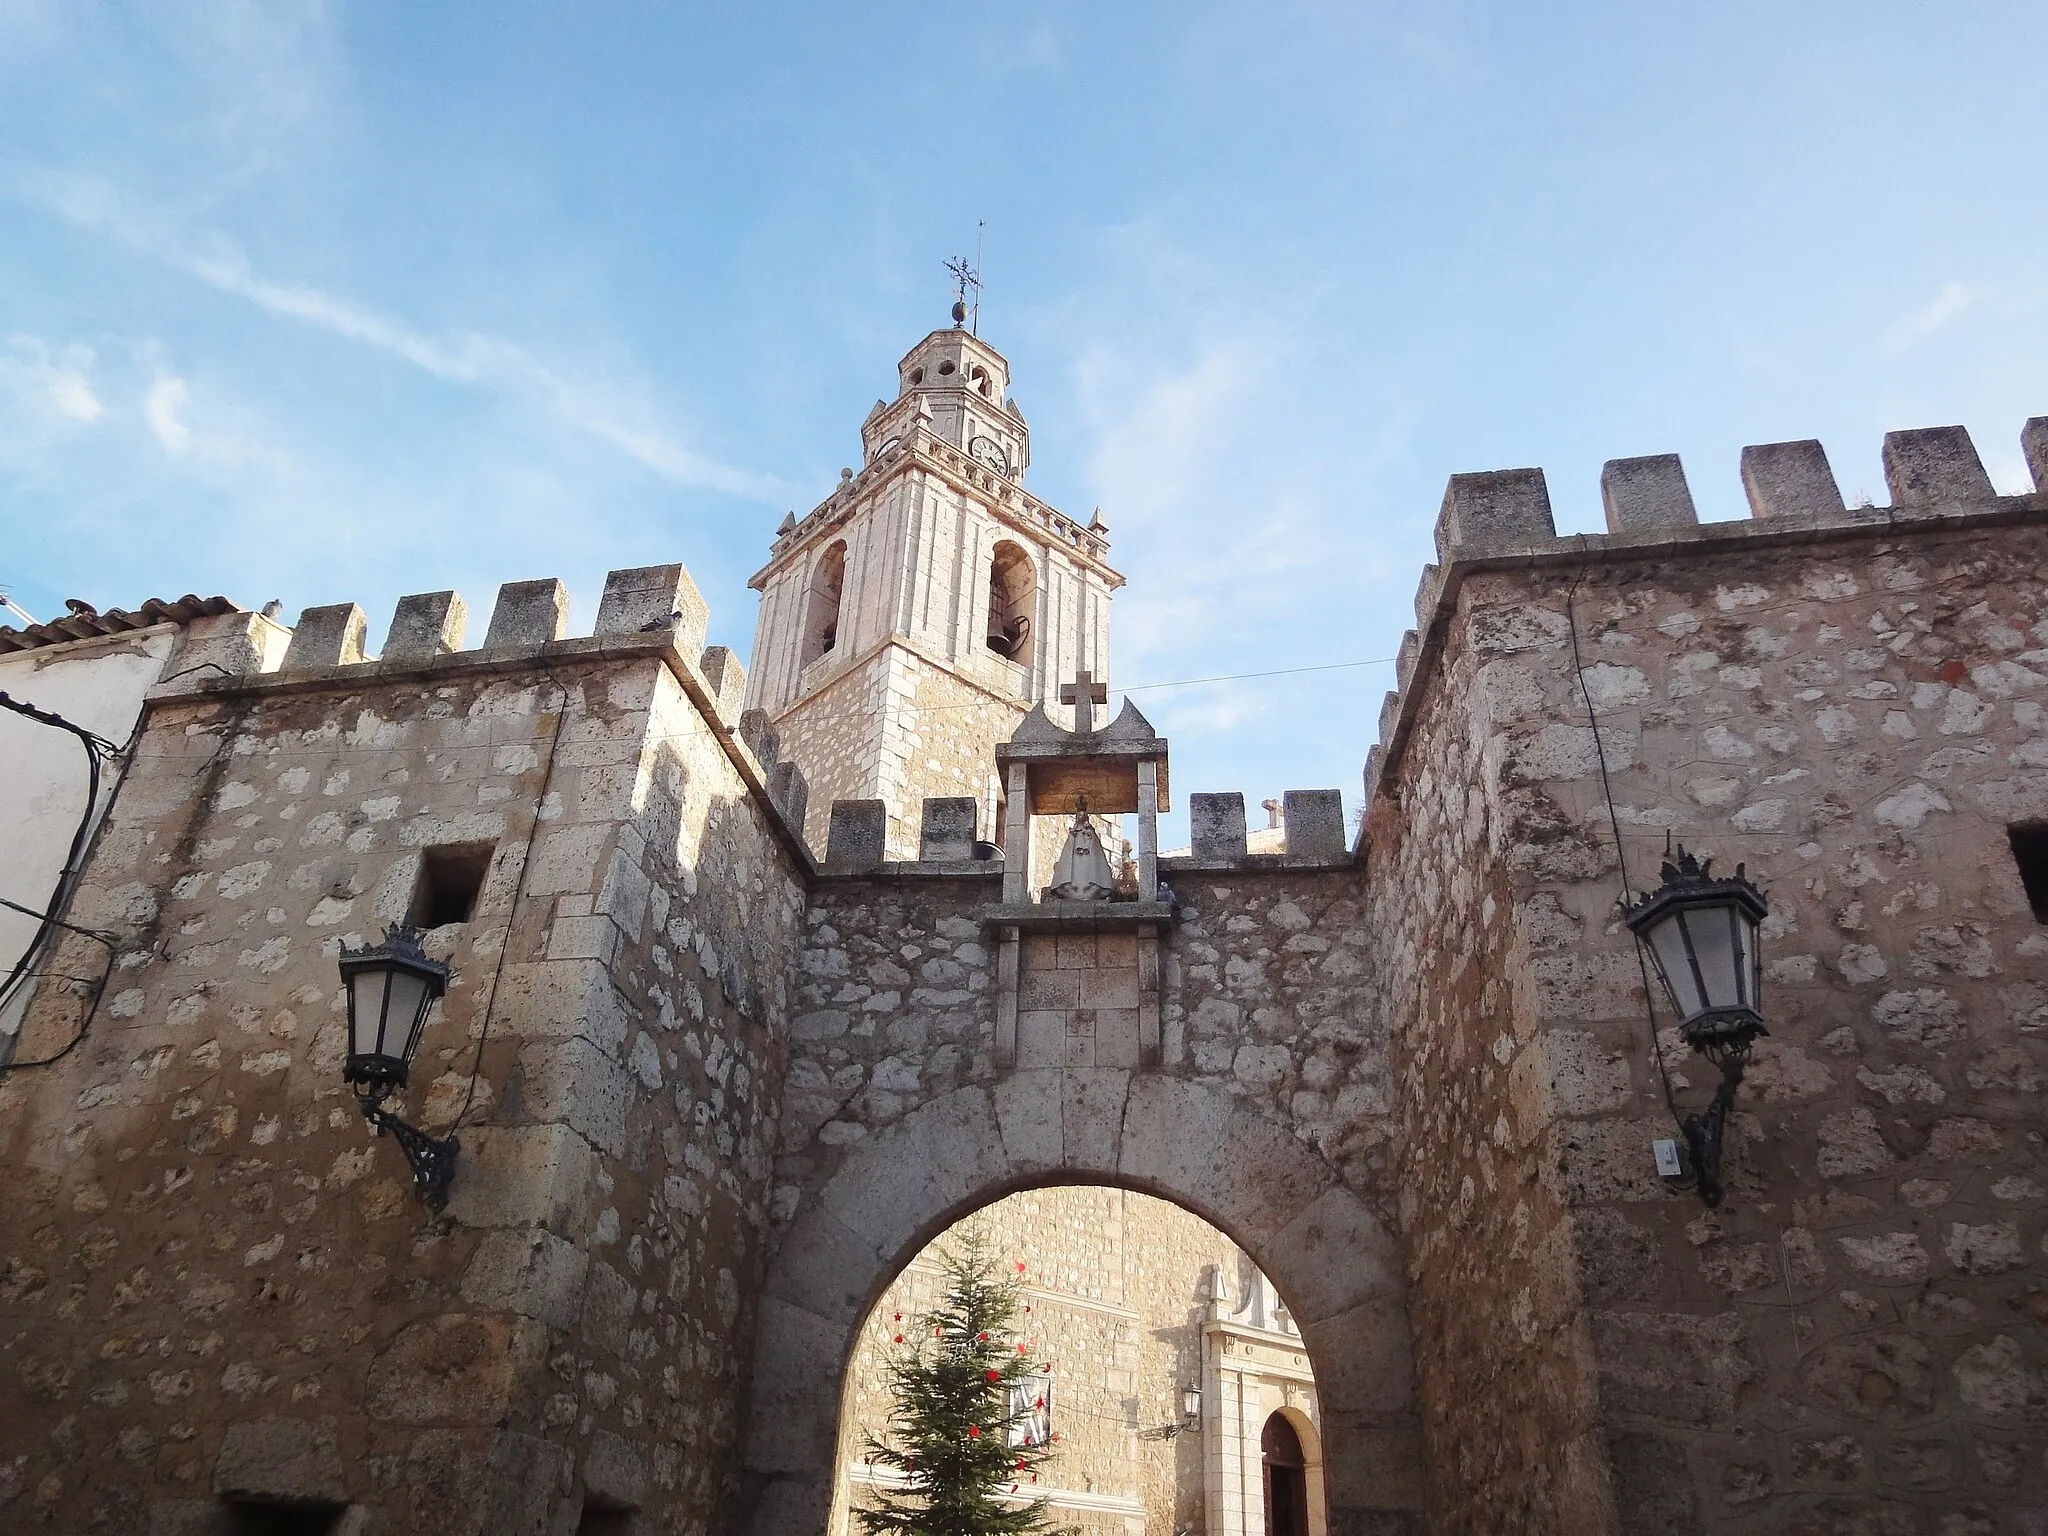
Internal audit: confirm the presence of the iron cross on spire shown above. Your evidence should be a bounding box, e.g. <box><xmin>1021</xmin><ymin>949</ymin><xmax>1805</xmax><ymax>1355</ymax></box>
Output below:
<box><xmin>1060</xmin><ymin>670</ymin><xmax>1108</xmax><ymax>733</ymax></box>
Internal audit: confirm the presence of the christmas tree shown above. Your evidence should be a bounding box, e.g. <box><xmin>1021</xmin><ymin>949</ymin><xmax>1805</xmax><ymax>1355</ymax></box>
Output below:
<box><xmin>856</xmin><ymin>1230</ymin><xmax>1070</xmax><ymax>1536</ymax></box>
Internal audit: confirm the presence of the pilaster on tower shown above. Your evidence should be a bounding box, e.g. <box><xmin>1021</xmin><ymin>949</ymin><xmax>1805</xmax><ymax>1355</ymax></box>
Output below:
<box><xmin>744</xmin><ymin>320</ymin><xmax>1124</xmax><ymax>860</ymax></box>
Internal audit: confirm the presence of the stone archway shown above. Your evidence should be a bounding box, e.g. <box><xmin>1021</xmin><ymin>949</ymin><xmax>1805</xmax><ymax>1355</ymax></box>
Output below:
<box><xmin>733</xmin><ymin>1070</ymin><xmax>1421</xmax><ymax>1535</ymax></box>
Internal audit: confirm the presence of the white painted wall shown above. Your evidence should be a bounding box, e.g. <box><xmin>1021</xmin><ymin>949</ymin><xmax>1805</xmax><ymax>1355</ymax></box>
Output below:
<box><xmin>0</xmin><ymin>625</ymin><xmax>179</xmax><ymax>1046</ymax></box>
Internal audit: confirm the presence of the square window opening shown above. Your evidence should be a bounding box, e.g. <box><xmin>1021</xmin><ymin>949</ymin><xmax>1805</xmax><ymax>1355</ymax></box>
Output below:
<box><xmin>410</xmin><ymin>842</ymin><xmax>495</xmax><ymax>928</ymax></box>
<box><xmin>2012</xmin><ymin>823</ymin><xmax>2048</xmax><ymax>924</ymax></box>
<box><xmin>577</xmin><ymin>1503</ymin><xmax>636</xmax><ymax>1536</ymax></box>
<box><xmin>224</xmin><ymin>1501</ymin><xmax>347</xmax><ymax>1536</ymax></box>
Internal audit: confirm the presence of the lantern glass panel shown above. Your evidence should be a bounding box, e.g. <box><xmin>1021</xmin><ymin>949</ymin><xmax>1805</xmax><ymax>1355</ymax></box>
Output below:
<box><xmin>1687</xmin><ymin>904</ymin><xmax>1744</xmax><ymax>1015</ymax></box>
<box><xmin>387</xmin><ymin>968</ymin><xmax>434</xmax><ymax>1058</ymax></box>
<box><xmin>350</xmin><ymin>968</ymin><xmax>396</xmax><ymax>1059</ymax></box>
<box><xmin>1646</xmin><ymin>913</ymin><xmax>1705</xmax><ymax>1020</ymax></box>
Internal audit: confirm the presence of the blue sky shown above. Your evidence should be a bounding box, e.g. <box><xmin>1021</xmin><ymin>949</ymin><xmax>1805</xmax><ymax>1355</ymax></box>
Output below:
<box><xmin>4</xmin><ymin>2</ymin><xmax>2045</xmax><ymax>845</ymax></box>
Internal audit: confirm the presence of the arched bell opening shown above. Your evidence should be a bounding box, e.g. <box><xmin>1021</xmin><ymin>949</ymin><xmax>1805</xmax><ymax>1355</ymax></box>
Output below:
<box><xmin>984</xmin><ymin>540</ymin><xmax>1035</xmax><ymax>667</ymax></box>
<box><xmin>801</xmin><ymin>540</ymin><xmax>848</xmax><ymax>669</ymax></box>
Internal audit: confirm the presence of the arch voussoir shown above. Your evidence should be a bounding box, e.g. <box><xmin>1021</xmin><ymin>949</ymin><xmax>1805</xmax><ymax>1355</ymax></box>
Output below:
<box><xmin>1261</xmin><ymin>1184</ymin><xmax>1404</xmax><ymax>1327</ymax></box>
<box><xmin>1117</xmin><ymin>1074</ymin><xmax>1336</xmax><ymax>1249</ymax></box>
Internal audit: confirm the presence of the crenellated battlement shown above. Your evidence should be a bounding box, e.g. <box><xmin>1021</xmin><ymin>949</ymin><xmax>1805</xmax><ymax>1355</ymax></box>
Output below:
<box><xmin>1366</xmin><ymin>415</ymin><xmax>2048</xmax><ymax>821</ymax></box>
<box><xmin>149</xmin><ymin>560</ymin><xmax>816</xmax><ymax>866</ymax></box>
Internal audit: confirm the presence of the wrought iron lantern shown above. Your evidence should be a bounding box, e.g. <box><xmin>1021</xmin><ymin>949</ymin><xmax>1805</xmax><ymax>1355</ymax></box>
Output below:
<box><xmin>1146</xmin><ymin>1385</ymin><xmax>1204</xmax><ymax>1441</ymax></box>
<box><xmin>1622</xmin><ymin>846</ymin><xmax>1769</xmax><ymax>1207</ymax></box>
<box><xmin>338</xmin><ymin>924</ymin><xmax>459</xmax><ymax>1211</ymax></box>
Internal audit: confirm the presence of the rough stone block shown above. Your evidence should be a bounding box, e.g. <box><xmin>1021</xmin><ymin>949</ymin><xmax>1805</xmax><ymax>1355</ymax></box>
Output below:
<box><xmin>443</xmin><ymin>1122</ymin><xmax>599</xmax><ymax>1231</ymax></box>
<box><xmin>514</xmin><ymin>1036</ymin><xmax>631</xmax><ymax>1157</ymax></box>
<box><xmin>698</xmin><ymin>645</ymin><xmax>747</xmax><ymax>724</ymax></box>
<box><xmin>991</xmin><ymin>1069</ymin><xmax>1064</xmax><ymax>1173</ymax></box>
<box><xmin>2022</xmin><ymin>417</ymin><xmax>2048</xmax><ymax>495</ymax></box>
<box><xmin>594</xmin><ymin>563</ymin><xmax>708</xmax><ymax>655</ymax></box>
<box><xmin>1284</xmin><ymin>788</ymin><xmax>1346</xmax><ymax>857</ymax></box>
<box><xmin>1377</xmin><ymin>690</ymin><xmax>1401</xmax><ymax>746</ymax></box>
<box><xmin>823</xmin><ymin>799</ymin><xmax>886</xmax><ymax>872</ymax></box>
<box><xmin>1394</xmin><ymin>629</ymin><xmax>1420</xmax><ymax>691</ymax></box>
<box><xmin>1189</xmin><ymin>792</ymin><xmax>1248</xmax><ymax>858</ymax></box>
<box><xmin>167</xmin><ymin>611</ymin><xmax>288</xmax><ymax>679</ymax></box>
<box><xmin>282</xmin><ymin>603</ymin><xmax>367</xmax><ymax>670</ymax></box>
<box><xmin>1740</xmin><ymin>439</ymin><xmax>1845</xmax><ymax>519</ymax></box>
<box><xmin>365</xmin><ymin>1314</ymin><xmax>545</xmax><ymax>1427</ymax></box>
<box><xmin>1412</xmin><ymin>563</ymin><xmax>1442</xmax><ymax>630</ymax></box>
<box><xmin>739</xmin><ymin>708</ymin><xmax>781</xmax><ymax>767</ymax></box>
<box><xmin>383</xmin><ymin>590</ymin><xmax>467</xmax><ymax>662</ymax></box>
<box><xmin>1601</xmin><ymin>453</ymin><xmax>1699</xmax><ymax>534</ymax></box>
<box><xmin>583</xmin><ymin>1429</ymin><xmax>650</xmax><ymax>1511</ymax></box>
<box><xmin>771</xmin><ymin>760</ymin><xmax>810</xmax><ymax>835</ymax></box>
<box><xmin>1883</xmin><ymin>425</ymin><xmax>1995</xmax><ymax>507</ymax></box>
<box><xmin>919</xmin><ymin>797</ymin><xmax>978</xmax><ymax>861</ymax></box>
<box><xmin>1016</xmin><ymin>1009</ymin><xmax>1065</xmax><ymax>1069</ymax></box>
<box><xmin>1434</xmin><ymin>468</ymin><xmax>1554</xmax><ymax>556</ymax></box>
<box><xmin>213</xmin><ymin>1417</ymin><xmax>345</xmax><ymax>1505</ymax></box>
<box><xmin>482</xmin><ymin>578</ymin><xmax>569</xmax><ymax>650</ymax></box>
<box><xmin>458</xmin><ymin>1228</ymin><xmax>590</xmax><ymax>1330</ymax></box>
<box><xmin>760</xmin><ymin>1207</ymin><xmax>886</xmax><ymax>1323</ymax></box>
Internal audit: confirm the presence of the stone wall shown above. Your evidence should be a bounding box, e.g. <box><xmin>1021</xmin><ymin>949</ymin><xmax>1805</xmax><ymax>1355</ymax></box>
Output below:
<box><xmin>745</xmin><ymin>858</ymin><xmax>1423</xmax><ymax>1535</ymax></box>
<box><xmin>1368</xmin><ymin>430</ymin><xmax>2048</xmax><ymax>1534</ymax></box>
<box><xmin>834</xmin><ymin>1185</ymin><xmax>1249</xmax><ymax>1535</ymax></box>
<box><xmin>1365</xmin><ymin>614</ymin><xmax>1610</xmax><ymax>1533</ymax></box>
<box><xmin>0</xmin><ymin>609</ymin><xmax>808</xmax><ymax>1535</ymax></box>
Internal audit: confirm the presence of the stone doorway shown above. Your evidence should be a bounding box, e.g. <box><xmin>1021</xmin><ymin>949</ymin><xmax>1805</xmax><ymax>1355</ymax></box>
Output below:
<box><xmin>1261</xmin><ymin>1411</ymin><xmax>1317</xmax><ymax>1536</ymax></box>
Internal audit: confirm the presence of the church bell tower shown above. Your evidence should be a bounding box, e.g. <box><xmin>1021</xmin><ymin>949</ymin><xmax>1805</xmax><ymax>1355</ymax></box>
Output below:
<box><xmin>744</xmin><ymin>314</ymin><xmax>1124</xmax><ymax>858</ymax></box>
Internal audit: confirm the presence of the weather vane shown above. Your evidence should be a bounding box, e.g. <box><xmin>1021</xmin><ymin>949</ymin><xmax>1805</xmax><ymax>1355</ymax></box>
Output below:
<box><xmin>944</xmin><ymin>221</ymin><xmax>985</xmax><ymax>335</ymax></box>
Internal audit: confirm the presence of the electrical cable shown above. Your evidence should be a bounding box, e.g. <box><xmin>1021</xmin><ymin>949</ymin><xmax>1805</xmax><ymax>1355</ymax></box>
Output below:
<box><xmin>1561</xmin><ymin>548</ymin><xmax>1687</xmax><ymax>1135</ymax></box>
<box><xmin>0</xmin><ymin>691</ymin><xmax>110</xmax><ymax>1022</ymax></box>
<box><xmin>450</xmin><ymin>663</ymin><xmax>572</xmax><ymax>1131</ymax></box>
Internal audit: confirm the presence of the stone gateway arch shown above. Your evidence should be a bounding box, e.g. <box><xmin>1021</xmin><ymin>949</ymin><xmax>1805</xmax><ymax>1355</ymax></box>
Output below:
<box><xmin>737</xmin><ymin>1072</ymin><xmax>1419</xmax><ymax>1534</ymax></box>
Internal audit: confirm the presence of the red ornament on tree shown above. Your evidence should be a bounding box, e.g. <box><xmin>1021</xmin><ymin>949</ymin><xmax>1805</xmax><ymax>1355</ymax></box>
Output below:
<box><xmin>968</xmin><ymin>1425</ymin><xmax>980</xmax><ymax>1438</ymax></box>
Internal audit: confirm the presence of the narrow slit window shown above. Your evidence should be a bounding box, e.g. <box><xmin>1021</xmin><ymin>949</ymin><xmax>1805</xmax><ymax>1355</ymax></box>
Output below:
<box><xmin>2012</xmin><ymin>823</ymin><xmax>2048</xmax><ymax>923</ymax></box>
<box><xmin>225</xmin><ymin>1502</ymin><xmax>347</xmax><ymax>1536</ymax></box>
<box><xmin>410</xmin><ymin>842</ymin><xmax>495</xmax><ymax>928</ymax></box>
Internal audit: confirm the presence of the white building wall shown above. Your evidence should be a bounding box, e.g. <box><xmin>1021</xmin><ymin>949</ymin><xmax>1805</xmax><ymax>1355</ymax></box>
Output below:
<box><xmin>0</xmin><ymin>626</ymin><xmax>179</xmax><ymax>1048</ymax></box>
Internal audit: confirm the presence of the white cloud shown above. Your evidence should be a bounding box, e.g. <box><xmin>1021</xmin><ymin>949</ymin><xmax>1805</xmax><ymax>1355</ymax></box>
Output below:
<box><xmin>145</xmin><ymin>375</ymin><xmax>193</xmax><ymax>453</ymax></box>
<box><xmin>1882</xmin><ymin>282</ymin><xmax>1970</xmax><ymax>353</ymax></box>
<box><xmin>0</xmin><ymin>334</ymin><xmax>104</xmax><ymax>424</ymax></box>
<box><xmin>15</xmin><ymin>168</ymin><xmax>784</xmax><ymax>500</ymax></box>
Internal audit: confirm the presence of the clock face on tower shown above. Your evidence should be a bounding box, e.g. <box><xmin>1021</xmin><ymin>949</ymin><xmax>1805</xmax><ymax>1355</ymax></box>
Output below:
<box><xmin>968</xmin><ymin>434</ymin><xmax>1010</xmax><ymax>475</ymax></box>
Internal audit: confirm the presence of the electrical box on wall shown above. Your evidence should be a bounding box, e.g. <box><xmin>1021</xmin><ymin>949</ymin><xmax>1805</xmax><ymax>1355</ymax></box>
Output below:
<box><xmin>1653</xmin><ymin>1139</ymin><xmax>1684</xmax><ymax>1179</ymax></box>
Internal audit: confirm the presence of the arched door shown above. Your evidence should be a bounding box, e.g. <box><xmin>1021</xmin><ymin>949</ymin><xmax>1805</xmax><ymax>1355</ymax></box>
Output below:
<box><xmin>1262</xmin><ymin>1412</ymin><xmax>1309</xmax><ymax>1536</ymax></box>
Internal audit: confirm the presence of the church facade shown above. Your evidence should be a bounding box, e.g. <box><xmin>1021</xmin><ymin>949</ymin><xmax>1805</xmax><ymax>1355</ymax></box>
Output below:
<box><xmin>2</xmin><ymin>318</ymin><xmax>2047</xmax><ymax>1536</ymax></box>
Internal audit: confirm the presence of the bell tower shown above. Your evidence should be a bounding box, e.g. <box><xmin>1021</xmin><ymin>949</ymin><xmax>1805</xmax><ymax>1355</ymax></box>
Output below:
<box><xmin>744</xmin><ymin>314</ymin><xmax>1124</xmax><ymax>858</ymax></box>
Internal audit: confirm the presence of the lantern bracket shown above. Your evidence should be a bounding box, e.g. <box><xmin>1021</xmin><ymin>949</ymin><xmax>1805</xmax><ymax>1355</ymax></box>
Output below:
<box><xmin>1681</xmin><ymin>1051</ymin><xmax>1749</xmax><ymax>1208</ymax></box>
<box><xmin>1621</xmin><ymin>842</ymin><xmax>1770</xmax><ymax>1208</ymax></box>
<box><xmin>358</xmin><ymin>1090</ymin><xmax>460</xmax><ymax>1213</ymax></box>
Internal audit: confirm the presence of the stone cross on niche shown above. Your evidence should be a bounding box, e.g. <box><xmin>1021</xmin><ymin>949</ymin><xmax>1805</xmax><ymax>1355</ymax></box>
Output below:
<box><xmin>1060</xmin><ymin>670</ymin><xmax>1109</xmax><ymax>733</ymax></box>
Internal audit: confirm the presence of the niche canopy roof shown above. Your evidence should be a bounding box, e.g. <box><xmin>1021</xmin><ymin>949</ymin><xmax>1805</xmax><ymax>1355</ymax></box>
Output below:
<box><xmin>993</xmin><ymin>672</ymin><xmax>1170</xmax><ymax>910</ymax></box>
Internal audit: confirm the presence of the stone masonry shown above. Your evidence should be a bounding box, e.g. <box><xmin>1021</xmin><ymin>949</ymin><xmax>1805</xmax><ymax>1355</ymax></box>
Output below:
<box><xmin>4</xmin><ymin>341</ymin><xmax>2048</xmax><ymax>1536</ymax></box>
